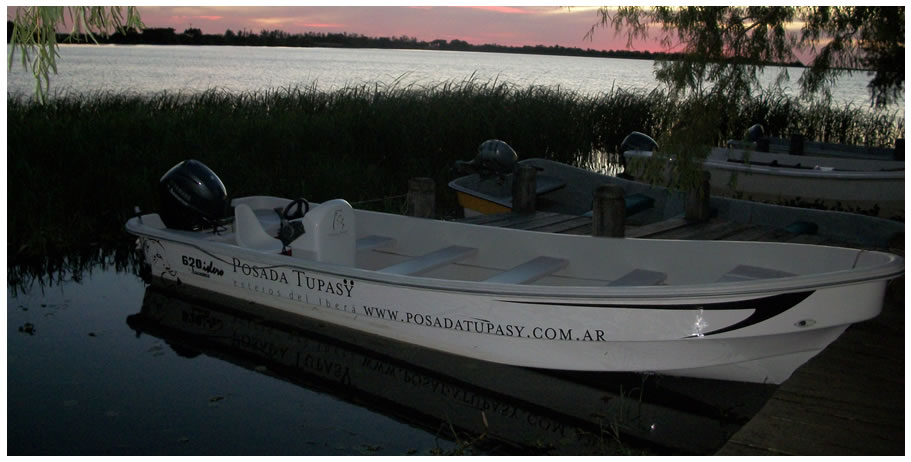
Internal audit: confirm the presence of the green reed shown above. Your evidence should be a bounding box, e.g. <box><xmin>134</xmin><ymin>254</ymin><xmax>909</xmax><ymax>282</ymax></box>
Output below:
<box><xmin>7</xmin><ymin>80</ymin><xmax>904</xmax><ymax>262</ymax></box>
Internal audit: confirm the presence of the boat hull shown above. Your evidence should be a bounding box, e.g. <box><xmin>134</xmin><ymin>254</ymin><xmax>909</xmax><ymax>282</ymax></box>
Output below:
<box><xmin>134</xmin><ymin>231</ymin><xmax>888</xmax><ymax>384</ymax></box>
<box><xmin>624</xmin><ymin>148</ymin><xmax>905</xmax><ymax>220</ymax></box>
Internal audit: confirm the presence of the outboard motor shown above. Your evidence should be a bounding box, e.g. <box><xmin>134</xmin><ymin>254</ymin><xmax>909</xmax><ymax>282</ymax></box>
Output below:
<box><xmin>745</xmin><ymin>123</ymin><xmax>770</xmax><ymax>152</ymax></box>
<box><xmin>618</xmin><ymin>132</ymin><xmax>658</xmax><ymax>178</ymax></box>
<box><xmin>620</xmin><ymin>131</ymin><xmax>658</xmax><ymax>152</ymax></box>
<box><xmin>746</xmin><ymin>123</ymin><xmax>765</xmax><ymax>142</ymax></box>
<box><xmin>158</xmin><ymin>159</ymin><xmax>231</xmax><ymax>231</ymax></box>
<box><xmin>456</xmin><ymin>139</ymin><xmax>518</xmax><ymax>179</ymax></box>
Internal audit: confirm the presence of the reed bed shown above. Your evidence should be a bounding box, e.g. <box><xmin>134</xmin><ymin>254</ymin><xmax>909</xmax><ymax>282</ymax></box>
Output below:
<box><xmin>8</xmin><ymin>80</ymin><xmax>904</xmax><ymax>263</ymax></box>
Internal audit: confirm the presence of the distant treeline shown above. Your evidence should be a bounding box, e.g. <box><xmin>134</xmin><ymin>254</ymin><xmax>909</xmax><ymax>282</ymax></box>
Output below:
<box><xmin>7</xmin><ymin>21</ymin><xmax>694</xmax><ymax>62</ymax></box>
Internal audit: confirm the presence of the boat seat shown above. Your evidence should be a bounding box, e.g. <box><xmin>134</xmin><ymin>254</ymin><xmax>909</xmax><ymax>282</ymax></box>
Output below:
<box><xmin>784</xmin><ymin>221</ymin><xmax>819</xmax><ymax>235</ymax></box>
<box><xmin>356</xmin><ymin>235</ymin><xmax>396</xmax><ymax>252</ymax></box>
<box><xmin>288</xmin><ymin>199</ymin><xmax>356</xmax><ymax>266</ymax></box>
<box><xmin>484</xmin><ymin>257</ymin><xmax>568</xmax><ymax>284</ymax></box>
<box><xmin>625</xmin><ymin>193</ymin><xmax>655</xmax><ymax>216</ymax></box>
<box><xmin>234</xmin><ymin>203</ymin><xmax>284</xmax><ymax>253</ymax></box>
<box><xmin>608</xmin><ymin>269</ymin><xmax>667</xmax><ymax>286</ymax></box>
<box><xmin>379</xmin><ymin>245</ymin><xmax>477</xmax><ymax>276</ymax></box>
<box><xmin>583</xmin><ymin>193</ymin><xmax>655</xmax><ymax>218</ymax></box>
<box><xmin>717</xmin><ymin>265</ymin><xmax>795</xmax><ymax>282</ymax></box>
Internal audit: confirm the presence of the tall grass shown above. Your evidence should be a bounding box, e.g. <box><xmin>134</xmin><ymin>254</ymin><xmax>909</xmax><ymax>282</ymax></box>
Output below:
<box><xmin>8</xmin><ymin>80</ymin><xmax>904</xmax><ymax>263</ymax></box>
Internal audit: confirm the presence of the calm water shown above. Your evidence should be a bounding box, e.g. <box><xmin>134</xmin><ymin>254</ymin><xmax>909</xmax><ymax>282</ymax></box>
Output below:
<box><xmin>8</xmin><ymin>265</ymin><xmax>459</xmax><ymax>455</ymax></box>
<box><xmin>8</xmin><ymin>257</ymin><xmax>774</xmax><ymax>455</ymax></box>
<box><xmin>6</xmin><ymin>44</ymin><xmax>893</xmax><ymax>108</ymax></box>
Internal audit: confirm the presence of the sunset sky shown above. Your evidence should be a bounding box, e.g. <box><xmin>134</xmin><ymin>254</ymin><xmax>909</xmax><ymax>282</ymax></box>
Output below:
<box><xmin>108</xmin><ymin>6</ymin><xmax>662</xmax><ymax>53</ymax></box>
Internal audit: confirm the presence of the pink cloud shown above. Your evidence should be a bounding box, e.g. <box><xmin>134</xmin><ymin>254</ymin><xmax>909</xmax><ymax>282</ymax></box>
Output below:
<box><xmin>458</xmin><ymin>6</ymin><xmax>535</xmax><ymax>15</ymax></box>
<box><xmin>301</xmin><ymin>23</ymin><xmax>342</xmax><ymax>28</ymax></box>
<box><xmin>129</xmin><ymin>6</ymin><xmax>657</xmax><ymax>53</ymax></box>
<box><xmin>170</xmin><ymin>15</ymin><xmax>223</xmax><ymax>22</ymax></box>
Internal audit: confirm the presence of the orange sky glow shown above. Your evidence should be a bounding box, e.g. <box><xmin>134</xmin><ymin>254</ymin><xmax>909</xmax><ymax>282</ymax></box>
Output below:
<box><xmin>124</xmin><ymin>6</ymin><xmax>662</xmax><ymax>53</ymax></box>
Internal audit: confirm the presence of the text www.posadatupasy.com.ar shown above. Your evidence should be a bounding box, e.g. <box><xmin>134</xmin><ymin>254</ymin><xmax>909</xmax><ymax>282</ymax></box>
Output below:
<box><xmin>360</xmin><ymin>305</ymin><xmax>606</xmax><ymax>342</ymax></box>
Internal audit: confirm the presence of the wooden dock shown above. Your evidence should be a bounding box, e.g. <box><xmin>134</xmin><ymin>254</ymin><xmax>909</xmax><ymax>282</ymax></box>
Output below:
<box><xmin>459</xmin><ymin>211</ymin><xmax>905</xmax><ymax>455</ymax></box>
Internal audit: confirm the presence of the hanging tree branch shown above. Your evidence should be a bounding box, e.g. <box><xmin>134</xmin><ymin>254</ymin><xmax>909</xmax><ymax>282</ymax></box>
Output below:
<box><xmin>8</xmin><ymin>6</ymin><xmax>145</xmax><ymax>103</ymax></box>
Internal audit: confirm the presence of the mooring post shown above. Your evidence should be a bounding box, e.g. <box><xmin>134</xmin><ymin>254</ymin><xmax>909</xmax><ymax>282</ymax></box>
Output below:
<box><xmin>789</xmin><ymin>134</ymin><xmax>805</xmax><ymax>155</ymax></box>
<box><xmin>512</xmin><ymin>164</ymin><xmax>537</xmax><ymax>214</ymax></box>
<box><xmin>592</xmin><ymin>184</ymin><xmax>625</xmax><ymax>237</ymax></box>
<box><xmin>685</xmin><ymin>170</ymin><xmax>712</xmax><ymax>222</ymax></box>
<box><xmin>406</xmin><ymin>177</ymin><xmax>435</xmax><ymax>218</ymax></box>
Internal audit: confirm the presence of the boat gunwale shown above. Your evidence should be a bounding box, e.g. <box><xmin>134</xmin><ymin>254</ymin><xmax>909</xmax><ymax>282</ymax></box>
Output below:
<box><xmin>624</xmin><ymin>149</ymin><xmax>905</xmax><ymax>180</ymax></box>
<box><xmin>125</xmin><ymin>215</ymin><xmax>904</xmax><ymax>304</ymax></box>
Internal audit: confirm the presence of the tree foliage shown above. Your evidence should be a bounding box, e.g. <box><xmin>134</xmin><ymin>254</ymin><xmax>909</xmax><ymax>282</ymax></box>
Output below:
<box><xmin>7</xmin><ymin>6</ymin><xmax>144</xmax><ymax>103</ymax></box>
<box><xmin>589</xmin><ymin>6</ymin><xmax>904</xmax><ymax>108</ymax></box>
<box><xmin>588</xmin><ymin>6</ymin><xmax>903</xmax><ymax>192</ymax></box>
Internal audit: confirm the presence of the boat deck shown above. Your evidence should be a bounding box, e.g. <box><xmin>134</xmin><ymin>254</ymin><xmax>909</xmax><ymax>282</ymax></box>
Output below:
<box><xmin>459</xmin><ymin>210</ymin><xmax>904</xmax><ymax>455</ymax></box>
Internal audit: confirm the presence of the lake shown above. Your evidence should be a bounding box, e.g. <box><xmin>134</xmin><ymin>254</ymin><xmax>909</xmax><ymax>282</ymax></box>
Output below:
<box><xmin>8</xmin><ymin>255</ymin><xmax>774</xmax><ymax>455</ymax></box>
<box><xmin>6</xmin><ymin>44</ymin><xmax>894</xmax><ymax>109</ymax></box>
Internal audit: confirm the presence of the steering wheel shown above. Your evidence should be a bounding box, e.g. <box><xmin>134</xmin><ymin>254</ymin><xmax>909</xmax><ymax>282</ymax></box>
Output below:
<box><xmin>282</xmin><ymin>197</ymin><xmax>310</xmax><ymax>221</ymax></box>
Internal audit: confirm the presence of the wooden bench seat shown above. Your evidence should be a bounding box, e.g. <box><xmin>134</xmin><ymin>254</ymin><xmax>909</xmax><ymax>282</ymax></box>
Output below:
<box><xmin>379</xmin><ymin>246</ymin><xmax>477</xmax><ymax>276</ymax></box>
<box><xmin>484</xmin><ymin>256</ymin><xmax>568</xmax><ymax>284</ymax></box>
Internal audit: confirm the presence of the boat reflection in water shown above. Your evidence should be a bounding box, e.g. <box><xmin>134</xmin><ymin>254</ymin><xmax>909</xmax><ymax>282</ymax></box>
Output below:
<box><xmin>127</xmin><ymin>281</ymin><xmax>775</xmax><ymax>455</ymax></box>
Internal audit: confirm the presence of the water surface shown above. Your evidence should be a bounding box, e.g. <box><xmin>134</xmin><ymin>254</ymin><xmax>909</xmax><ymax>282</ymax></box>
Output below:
<box><xmin>6</xmin><ymin>45</ymin><xmax>892</xmax><ymax>108</ymax></box>
<box><xmin>7</xmin><ymin>257</ymin><xmax>773</xmax><ymax>455</ymax></box>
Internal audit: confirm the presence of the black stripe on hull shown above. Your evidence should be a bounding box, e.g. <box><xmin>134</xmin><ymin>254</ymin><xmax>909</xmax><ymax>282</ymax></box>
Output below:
<box><xmin>498</xmin><ymin>291</ymin><xmax>815</xmax><ymax>337</ymax></box>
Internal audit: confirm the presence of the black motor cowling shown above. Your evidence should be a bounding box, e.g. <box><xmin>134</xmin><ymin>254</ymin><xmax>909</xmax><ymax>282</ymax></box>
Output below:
<box><xmin>456</xmin><ymin>139</ymin><xmax>518</xmax><ymax>178</ymax></box>
<box><xmin>158</xmin><ymin>159</ymin><xmax>231</xmax><ymax>230</ymax></box>
<box><xmin>620</xmin><ymin>131</ymin><xmax>658</xmax><ymax>152</ymax></box>
<box><xmin>746</xmin><ymin>123</ymin><xmax>765</xmax><ymax>142</ymax></box>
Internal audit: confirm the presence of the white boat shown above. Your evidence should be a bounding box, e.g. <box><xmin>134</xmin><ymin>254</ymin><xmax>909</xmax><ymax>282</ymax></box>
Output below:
<box><xmin>726</xmin><ymin>135</ymin><xmax>901</xmax><ymax>162</ymax></box>
<box><xmin>127</xmin><ymin>160</ymin><xmax>903</xmax><ymax>384</ymax></box>
<box><xmin>450</xmin><ymin>158</ymin><xmax>904</xmax><ymax>250</ymax></box>
<box><xmin>624</xmin><ymin>147</ymin><xmax>905</xmax><ymax>220</ymax></box>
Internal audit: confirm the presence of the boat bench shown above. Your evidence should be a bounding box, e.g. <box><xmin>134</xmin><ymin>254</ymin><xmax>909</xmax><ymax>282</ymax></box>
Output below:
<box><xmin>783</xmin><ymin>221</ymin><xmax>819</xmax><ymax>235</ymax></box>
<box><xmin>625</xmin><ymin>193</ymin><xmax>656</xmax><ymax>216</ymax></box>
<box><xmin>484</xmin><ymin>256</ymin><xmax>568</xmax><ymax>284</ymax></box>
<box><xmin>717</xmin><ymin>265</ymin><xmax>795</xmax><ymax>282</ymax></box>
<box><xmin>356</xmin><ymin>235</ymin><xmax>396</xmax><ymax>252</ymax></box>
<box><xmin>379</xmin><ymin>245</ymin><xmax>478</xmax><ymax>276</ymax></box>
<box><xmin>583</xmin><ymin>193</ymin><xmax>655</xmax><ymax>218</ymax></box>
<box><xmin>607</xmin><ymin>269</ymin><xmax>667</xmax><ymax>287</ymax></box>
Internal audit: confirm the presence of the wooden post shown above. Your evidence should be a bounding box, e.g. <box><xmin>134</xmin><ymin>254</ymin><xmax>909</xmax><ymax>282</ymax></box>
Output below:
<box><xmin>789</xmin><ymin>134</ymin><xmax>804</xmax><ymax>155</ymax></box>
<box><xmin>685</xmin><ymin>171</ymin><xmax>711</xmax><ymax>222</ymax></box>
<box><xmin>894</xmin><ymin>138</ymin><xmax>904</xmax><ymax>161</ymax></box>
<box><xmin>592</xmin><ymin>184</ymin><xmax>625</xmax><ymax>237</ymax></box>
<box><xmin>406</xmin><ymin>177</ymin><xmax>435</xmax><ymax>218</ymax></box>
<box><xmin>512</xmin><ymin>164</ymin><xmax>537</xmax><ymax>214</ymax></box>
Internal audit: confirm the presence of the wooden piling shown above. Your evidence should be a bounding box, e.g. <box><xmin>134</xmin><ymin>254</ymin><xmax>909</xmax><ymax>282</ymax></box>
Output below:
<box><xmin>406</xmin><ymin>177</ymin><xmax>435</xmax><ymax>218</ymax></box>
<box><xmin>789</xmin><ymin>134</ymin><xmax>804</xmax><ymax>155</ymax></box>
<box><xmin>592</xmin><ymin>184</ymin><xmax>625</xmax><ymax>237</ymax></box>
<box><xmin>512</xmin><ymin>164</ymin><xmax>537</xmax><ymax>214</ymax></box>
<box><xmin>685</xmin><ymin>171</ymin><xmax>711</xmax><ymax>222</ymax></box>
